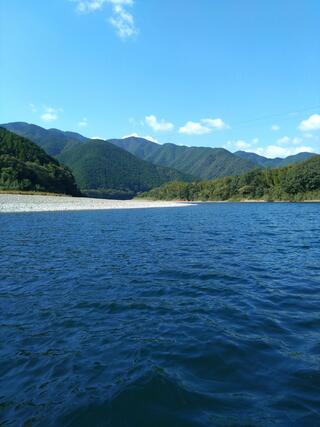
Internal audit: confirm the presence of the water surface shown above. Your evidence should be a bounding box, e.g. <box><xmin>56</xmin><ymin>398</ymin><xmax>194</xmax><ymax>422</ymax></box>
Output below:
<box><xmin>1</xmin><ymin>203</ymin><xmax>320</xmax><ymax>426</ymax></box>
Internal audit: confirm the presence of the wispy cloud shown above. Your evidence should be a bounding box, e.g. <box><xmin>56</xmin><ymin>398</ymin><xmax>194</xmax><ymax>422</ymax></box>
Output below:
<box><xmin>298</xmin><ymin>114</ymin><xmax>320</xmax><ymax>131</ymax></box>
<box><xmin>109</xmin><ymin>1</ymin><xmax>137</xmax><ymax>39</ymax></box>
<box><xmin>224</xmin><ymin>137</ymin><xmax>258</xmax><ymax>151</ymax></box>
<box><xmin>254</xmin><ymin>145</ymin><xmax>313</xmax><ymax>158</ymax></box>
<box><xmin>71</xmin><ymin>0</ymin><xmax>137</xmax><ymax>39</ymax></box>
<box><xmin>74</xmin><ymin>0</ymin><xmax>106</xmax><ymax>12</ymax></box>
<box><xmin>234</xmin><ymin>140</ymin><xmax>251</xmax><ymax>150</ymax></box>
<box><xmin>179</xmin><ymin>117</ymin><xmax>229</xmax><ymax>135</ymax></box>
<box><xmin>271</xmin><ymin>124</ymin><xmax>280</xmax><ymax>131</ymax></box>
<box><xmin>78</xmin><ymin>117</ymin><xmax>88</xmax><ymax>127</ymax></box>
<box><xmin>40</xmin><ymin>106</ymin><xmax>60</xmax><ymax>122</ymax></box>
<box><xmin>277</xmin><ymin>136</ymin><xmax>302</xmax><ymax>146</ymax></box>
<box><xmin>145</xmin><ymin>115</ymin><xmax>174</xmax><ymax>132</ymax></box>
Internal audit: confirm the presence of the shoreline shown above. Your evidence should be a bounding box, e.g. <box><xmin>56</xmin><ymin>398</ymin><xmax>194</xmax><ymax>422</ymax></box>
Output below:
<box><xmin>0</xmin><ymin>194</ymin><xmax>193</xmax><ymax>213</ymax></box>
<box><xmin>141</xmin><ymin>198</ymin><xmax>320</xmax><ymax>203</ymax></box>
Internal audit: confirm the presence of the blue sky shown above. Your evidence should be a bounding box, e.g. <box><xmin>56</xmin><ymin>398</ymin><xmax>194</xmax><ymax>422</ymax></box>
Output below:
<box><xmin>1</xmin><ymin>0</ymin><xmax>320</xmax><ymax>157</ymax></box>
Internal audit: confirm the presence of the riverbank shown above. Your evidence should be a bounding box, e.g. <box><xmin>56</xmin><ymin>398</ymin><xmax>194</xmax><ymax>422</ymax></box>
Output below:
<box><xmin>141</xmin><ymin>197</ymin><xmax>320</xmax><ymax>203</ymax></box>
<box><xmin>0</xmin><ymin>194</ymin><xmax>193</xmax><ymax>213</ymax></box>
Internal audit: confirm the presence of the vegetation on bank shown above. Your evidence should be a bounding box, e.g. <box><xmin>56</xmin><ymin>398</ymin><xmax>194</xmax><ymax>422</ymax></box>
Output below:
<box><xmin>140</xmin><ymin>156</ymin><xmax>320</xmax><ymax>202</ymax></box>
<box><xmin>0</xmin><ymin>128</ymin><xmax>80</xmax><ymax>196</ymax></box>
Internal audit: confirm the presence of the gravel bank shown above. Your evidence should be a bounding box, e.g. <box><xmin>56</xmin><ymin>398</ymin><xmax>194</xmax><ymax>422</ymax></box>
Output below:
<box><xmin>0</xmin><ymin>194</ymin><xmax>193</xmax><ymax>213</ymax></box>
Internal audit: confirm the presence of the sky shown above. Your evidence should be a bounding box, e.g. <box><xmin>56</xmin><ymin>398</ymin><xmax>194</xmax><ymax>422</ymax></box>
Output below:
<box><xmin>1</xmin><ymin>0</ymin><xmax>320</xmax><ymax>157</ymax></box>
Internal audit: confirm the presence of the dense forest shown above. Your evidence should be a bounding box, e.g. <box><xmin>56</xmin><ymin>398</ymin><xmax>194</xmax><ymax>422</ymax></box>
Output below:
<box><xmin>140</xmin><ymin>155</ymin><xmax>320</xmax><ymax>202</ymax></box>
<box><xmin>1</xmin><ymin>123</ymin><xmax>191</xmax><ymax>198</ymax></box>
<box><xmin>0</xmin><ymin>128</ymin><xmax>80</xmax><ymax>196</ymax></box>
<box><xmin>110</xmin><ymin>137</ymin><xmax>256</xmax><ymax>179</ymax></box>
<box><xmin>1</xmin><ymin>123</ymin><xmax>318</xmax><ymax>200</ymax></box>
<box><xmin>57</xmin><ymin>138</ymin><xmax>191</xmax><ymax>198</ymax></box>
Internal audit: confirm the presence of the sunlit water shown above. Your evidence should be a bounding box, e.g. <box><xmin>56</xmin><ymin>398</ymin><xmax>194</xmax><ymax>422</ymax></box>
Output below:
<box><xmin>1</xmin><ymin>203</ymin><xmax>320</xmax><ymax>426</ymax></box>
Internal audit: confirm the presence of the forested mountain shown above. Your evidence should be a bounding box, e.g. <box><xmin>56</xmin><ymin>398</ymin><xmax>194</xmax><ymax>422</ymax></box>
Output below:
<box><xmin>0</xmin><ymin>128</ymin><xmax>80</xmax><ymax>195</ymax></box>
<box><xmin>1</xmin><ymin>122</ymin><xmax>85</xmax><ymax>156</ymax></box>
<box><xmin>2</xmin><ymin>122</ymin><xmax>317</xmax><ymax>199</ymax></box>
<box><xmin>1</xmin><ymin>123</ymin><xmax>190</xmax><ymax>198</ymax></box>
<box><xmin>141</xmin><ymin>155</ymin><xmax>320</xmax><ymax>202</ymax></box>
<box><xmin>108</xmin><ymin>136</ymin><xmax>160</xmax><ymax>159</ymax></box>
<box><xmin>58</xmin><ymin>138</ymin><xmax>191</xmax><ymax>198</ymax></box>
<box><xmin>111</xmin><ymin>137</ymin><xmax>317</xmax><ymax>179</ymax></box>
<box><xmin>109</xmin><ymin>137</ymin><xmax>256</xmax><ymax>179</ymax></box>
<box><xmin>235</xmin><ymin>150</ymin><xmax>315</xmax><ymax>168</ymax></box>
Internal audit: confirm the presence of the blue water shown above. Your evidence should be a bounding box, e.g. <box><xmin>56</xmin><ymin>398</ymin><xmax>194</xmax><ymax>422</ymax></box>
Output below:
<box><xmin>1</xmin><ymin>203</ymin><xmax>320</xmax><ymax>426</ymax></box>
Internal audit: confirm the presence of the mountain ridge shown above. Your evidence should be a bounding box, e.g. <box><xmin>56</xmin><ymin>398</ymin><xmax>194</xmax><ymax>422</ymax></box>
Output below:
<box><xmin>1</xmin><ymin>123</ymin><xmax>317</xmax><ymax>196</ymax></box>
<box><xmin>234</xmin><ymin>150</ymin><xmax>315</xmax><ymax>168</ymax></box>
<box><xmin>0</xmin><ymin>128</ymin><xmax>80</xmax><ymax>195</ymax></box>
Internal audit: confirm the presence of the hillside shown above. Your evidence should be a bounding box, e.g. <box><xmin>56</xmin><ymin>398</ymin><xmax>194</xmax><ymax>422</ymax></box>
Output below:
<box><xmin>108</xmin><ymin>136</ymin><xmax>160</xmax><ymax>159</ymax></box>
<box><xmin>1</xmin><ymin>122</ymin><xmax>85</xmax><ymax>156</ymax></box>
<box><xmin>109</xmin><ymin>137</ymin><xmax>256</xmax><ymax>179</ymax></box>
<box><xmin>0</xmin><ymin>128</ymin><xmax>80</xmax><ymax>195</ymax></box>
<box><xmin>235</xmin><ymin>150</ymin><xmax>315</xmax><ymax>168</ymax></box>
<box><xmin>2</xmin><ymin>123</ymin><xmax>317</xmax><ymax>195</ymax></box>
<box><xmin>1</xmin><ymin>123</ymin><xmax>191</xmax><ymax>198</ymax></box>
<box><xmin>58</xmin><ymin>139</ymin><xmax>191</xmax><ymax>198</ymax></box>
<box><xmin>141</xmin><ymin>155</ymin><xmax>320</xmax><ymax>202</ymax></box>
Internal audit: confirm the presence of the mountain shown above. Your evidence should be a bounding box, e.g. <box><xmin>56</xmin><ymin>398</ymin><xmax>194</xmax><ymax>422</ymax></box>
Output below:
<box><xmin>108</xmin><ymin>136</ymin><xmax>160</xmax><ymax>159</ymax></box>
<box><xmin>109</xmin><ymin>137</ymin><xmax>256</xmax><ymax>179</ymax></box>
<box><xmin>234</xmin><ymin>150</ymin><xmax>315</xmax><ymax>168</ymax></box>
<box><xmin>0</xmin><ymin>128</ymin><xmax>80</xmax><ymax>195</ymax></box>
<box><xmin>1</xmin><ymin>123</ymin><xmax>190</xmax><ymax>198</ymax></box>
<box><xmin>2</xmin><ymin>123</ymin><xmax>317</xmax><ymax>198</ymax></box>
<box><xmin>1</xmin><ymin>122</ymin><xmax>86</xmax><ymax>157</ymax></box>
<box><xmin>141</xmin><ymin>155</ymin><xmax>320</xmax><ymax>202</ymax></box>
<box><xmin>57</xmin><ymin>138</ymin><xmax>191</xmax><ymax>198</ymax></box>
<box><xmin>111</xmin><ymin>137</ymin><xmax>317</xmax><ymax>179</ymax></box>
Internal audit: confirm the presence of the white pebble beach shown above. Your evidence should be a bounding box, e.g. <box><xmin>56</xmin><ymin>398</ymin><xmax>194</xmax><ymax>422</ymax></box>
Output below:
<box><xmin>0</xmin><ymin>194</ymin><xmax>192</xmax><ymax>213</ymax></box>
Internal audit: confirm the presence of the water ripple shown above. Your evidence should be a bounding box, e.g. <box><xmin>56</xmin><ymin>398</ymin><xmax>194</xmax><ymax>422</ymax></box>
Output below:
<box><xmin>1</xmin><ymin>203</ymin><xmax>320</xmax><ymax>426</ymax></box>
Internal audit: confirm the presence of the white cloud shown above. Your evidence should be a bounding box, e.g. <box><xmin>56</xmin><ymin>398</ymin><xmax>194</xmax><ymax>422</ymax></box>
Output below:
<box><xmin>74</xmin><ymin>0</ymin><xmax>106</xmax><ymax>12</ymax></box>
<box><xmin>271</xmin><ymin>124</ymin><xmax>280</xmax><ymax>131</ymax></box>
<box><xmin>298</xmin><ymin>114</ymin><xmax>320</xmax><ymax>131</ymax></box>
<box><xmin>122</xmin><ymin>133</ymin><xmax>159</xmax><ymax>143</ymax></box>
<box><xmin>78</xmin><ymin>117</ymin><xmax>88</xmax><ymax>127</ymax></box>
<box><xmin>72</xmin><ymin>0</ymin><xmax>137</xmax><ymax>39</ymax></box>
<box><xmin>179</xmin><ymin>117</ymin><xmax>229</xmax><ymax>135</ymax></box>
<box><xmin>225</xmin><ymin>139</ymin><xmax>256</xmax><ymax>151</ymax></box>
<box><xmin>40</xmin><ymin>106</ymin><xmax>59</xmax><ymax>122</ymax></box>
<box><xmin>91</xmin><ymin>136</ymin><xmax>105</xmax><ymax>139</ymax></box>
<box><xmin>122</xmin><ymin>132</ymin><xmax>139</xmax><ymax>138</ymax></box>
<box><xmin>277</xmin><ymin>136</ymin><xmax>290</xmax><ymax>145</ymax></box>
<box><xmin>253</xmin><ymin>145</ymin><xmax>313</xmax><ymax>158</ymax></box>
<box><xmin>145</xmin><ymin>115</ymin><xmax>174</xmax><ymax>132</ymax></box>
<box><xmin>109</xmin><ymin>3</ymin><xmax>137</xmax><ymax>39</ymax></box>
<box><xmin>179</xmin><ymin>121</ymin><xmax>211</xmax><ymax>135</ymax></box>
<box><xmin>202</xmin><ymin>118</ymin><xmax>229</xmax><ymax>130</ymax></box>
<box><xmin>235</xmin><ymin>140</ymin><xmax>251</xmax><ymax>150</ymax></box>
<box><xmin>277</xmin><ymin>136</ymin><xmax>303</xmax><ymax>146</ymax></box>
